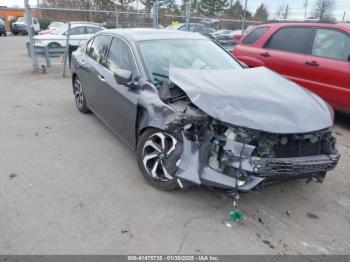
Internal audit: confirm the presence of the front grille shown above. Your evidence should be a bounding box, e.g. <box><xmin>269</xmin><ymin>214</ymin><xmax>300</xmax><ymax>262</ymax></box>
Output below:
<box><xmin>257</xmin><ymin>154</ymin><xmax>340</xmax><ymax>176</ymax></box>
<box><xmin>274</xmin><ymin>140</ymin><xmax>321</xmax><ymax>157</ymax></box>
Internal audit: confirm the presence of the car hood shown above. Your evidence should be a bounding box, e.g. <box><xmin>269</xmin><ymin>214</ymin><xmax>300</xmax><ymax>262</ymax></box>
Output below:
<box><xmin>169</xmin><ymin>67</ymin><xmax>333</xmax><ymax>134</ymax></box>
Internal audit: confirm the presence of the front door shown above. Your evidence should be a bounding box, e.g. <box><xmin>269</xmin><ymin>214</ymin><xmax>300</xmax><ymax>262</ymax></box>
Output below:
<box><xmin>95</xmin><ymin>36</ymin><xmax>139</xmax><ymax>148</ymax></box>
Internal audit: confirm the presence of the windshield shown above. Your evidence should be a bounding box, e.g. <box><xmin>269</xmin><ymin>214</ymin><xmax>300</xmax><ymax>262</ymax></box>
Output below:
<box><xmin>54</xmin><ymin>23</ymin><xmax>68</xmax><ymax>34</ymax></box>
<box><xmin>138</xmin><ymin>39</ymin><xmax>242</xmax><ymax>83</ymax></box>
<box><xmin>17</xmin><ymin>17</ymin><xmax>25</xmax><ymax>22</ymax></box>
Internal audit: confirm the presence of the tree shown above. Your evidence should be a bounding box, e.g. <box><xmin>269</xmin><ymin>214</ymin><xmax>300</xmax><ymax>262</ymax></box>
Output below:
<box><xmin>113</xmin><ymin>0</ymin><xmax>134</xmax><ymax>10</ymax></box>
<box><xmin>230</xmin><ymin>0</ymin><xmax>243</xmax><ymax>18</ymax></box>
<box><xmin>140</xmin><ymin>0</ymin><xmax>157</xmax><ymax>11</ymax></box>
<box><xmin>199</xmin><ymin>0</ymin><xmax>229</xmax><ymax>16</ymax></box>
<box><xmin>253</xmin><ymin>3</ymin><xmax>268</xmax><ymax>21</ymax></box>
<box><xmin>312</xmin><ymin>0</ymin><xmax>335</xmax><ymax>20</ymax></box>
<box><xmin>283</xmin><ymin>4</ymin><xmax>289</xmax><ymax>19</ymax></box>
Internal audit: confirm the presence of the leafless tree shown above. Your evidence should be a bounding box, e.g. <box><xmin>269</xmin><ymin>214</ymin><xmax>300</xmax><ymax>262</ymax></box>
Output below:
<box><xmin>312</xmin><ymin>0</ymin><xmax>335</xmax><ymax>20</ymax></box>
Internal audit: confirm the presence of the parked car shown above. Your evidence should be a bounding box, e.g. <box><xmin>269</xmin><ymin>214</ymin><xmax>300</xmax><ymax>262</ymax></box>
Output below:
<box><xmin>0</xmin><ymin>18</ymin><xmax>6</xmax><ymax>36</ymax></box>
<box><xmin>167</xmin><ymin>22</ymin><xmax>215</xmax><ymax>39</ymax></box>
<box><xmin>233</xmin><ymin>22</ymin><xmax>350</xmax><ymax>113</ymax></box>
<box><xmin>11</xmin><ymin>17</ymin><xmax>40</xmax><ymax>35</ymax></box>
<box><xmin>213</xmin><ymin>29</ymin><xmax>243</xmax><ymax>45</ymax></box>
<box><xmin>33</xmin><ymin>22</ymin><xmax>105</xmax><ymax>47</ymax></box>
<box><xmin>70</xmin><ymin>29</ymin><xmax>339</xmax><ymax>192</ymax></box>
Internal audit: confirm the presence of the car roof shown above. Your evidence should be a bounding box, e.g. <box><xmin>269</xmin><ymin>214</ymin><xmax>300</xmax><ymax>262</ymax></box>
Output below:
<box><xmin>98</xmin><ymin>28</ymin><xmax>207</xmax><ymax>41</ymax></box>
<box><xmin>254</xmin><ymin>22</ymin><xmax>350</xmax><ymax>32</ymax></box>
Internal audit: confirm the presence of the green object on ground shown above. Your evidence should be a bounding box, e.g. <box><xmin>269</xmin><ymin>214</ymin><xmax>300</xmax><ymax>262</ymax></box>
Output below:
<box><xmin>229</xmin><ymin>209</ymin><xmax>245</xmax><ymax>222</ymax></box>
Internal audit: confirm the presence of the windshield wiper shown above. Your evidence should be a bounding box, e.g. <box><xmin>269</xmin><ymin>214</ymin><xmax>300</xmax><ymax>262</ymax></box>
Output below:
<box><xmin>152</xmin><ymin>72</ymin><xmax>169</xmax><ymax>79</ymax></box>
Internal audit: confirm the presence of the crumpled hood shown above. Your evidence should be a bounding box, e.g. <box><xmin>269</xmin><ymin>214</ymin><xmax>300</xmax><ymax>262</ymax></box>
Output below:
<box><xmin>169</xmin><ymin>67</ymin><xmax>333</xmax><ymax>134</ymax></box>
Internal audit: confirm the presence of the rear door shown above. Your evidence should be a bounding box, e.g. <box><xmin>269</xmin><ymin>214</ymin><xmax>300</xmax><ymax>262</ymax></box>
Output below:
<box><xmin>262</xmin><ymin>26</ymin><xmax>312</xmax><ymax>81</ymax></box>
<box><xmin>302</xmin><ymin>28</ymin><xmax>350</xmax><ymax>112</ymax></box>
<box><xmin>83</xmin><ymin>34</ymin><xmax>112</xmax><ymax>110</ymax></box>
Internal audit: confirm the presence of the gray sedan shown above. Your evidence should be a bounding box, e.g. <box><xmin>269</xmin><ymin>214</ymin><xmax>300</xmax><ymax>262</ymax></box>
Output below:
<box><xmin>70</xmin><ymin>29</ymin><xmax>339</xmax><ymax>192</ymax></box>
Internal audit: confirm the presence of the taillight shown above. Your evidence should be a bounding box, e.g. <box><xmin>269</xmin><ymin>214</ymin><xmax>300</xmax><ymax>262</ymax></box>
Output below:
<box><xmin>232</xmin><ymin>35</ymin><xmax>242</xmax><ymax>42</ymax></box>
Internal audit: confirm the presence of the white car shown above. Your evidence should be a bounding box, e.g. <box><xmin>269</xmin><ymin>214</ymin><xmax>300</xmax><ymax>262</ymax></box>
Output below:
<box><xmin>33</xmin><ymin>23</ymin><xmax>105</xmax><ymax>48</ymax></box>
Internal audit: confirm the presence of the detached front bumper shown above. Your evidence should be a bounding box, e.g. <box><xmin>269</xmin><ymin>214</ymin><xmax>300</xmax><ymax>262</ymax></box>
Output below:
<box><xmin>174</xmin><ymin>134</ymin><xmax>340</xmax><ymax>191</ymax></box>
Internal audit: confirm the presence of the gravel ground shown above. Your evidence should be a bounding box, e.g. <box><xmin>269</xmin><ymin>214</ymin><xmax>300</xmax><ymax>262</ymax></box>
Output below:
<box><xmin>0</xmin><ymin>35</ymin><xmax>350</xmax><ymax>255</ymax></box>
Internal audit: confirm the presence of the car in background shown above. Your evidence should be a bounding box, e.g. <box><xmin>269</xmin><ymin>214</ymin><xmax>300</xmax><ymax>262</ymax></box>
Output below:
<box><xmin>0</xmin><ymin>17</ymin><xmax>6</xmax><ymax>36</ymax></box>
<box><xmin>12</xmin><ymin>17</ymin><xmax>40</xmax><ymax>35</ymax></box>
<box><xmin>49</xmin><ymin>21</ymin><xmax>64</xmax><ymax>30</ymax></box>
<box><xmin>166</xmin><ymin>22</ymin><xmax>215</xmax><ymax>39</ymax></box>
<box><xmin>39</xmin><ymin>21</ymin><xmax>65</xmax><ymax>35</ymax></box>
<box><xmin>213</xmin><ymin>29</ymin><xmax>243</xmax><ymax>45</ymax></box>
<box><xmin>33</xmin><ymin>22</ymin><xmax>105</xmax><ymax>48</ymax></box>
<box><xmin>233</xmin><ymin>22</ymin><xmax>350</xmax><ymax>113</ymax></box>
<box><xmin>70</xmin><ymin>29</ymin><xmax>339</xmax><ymax>192</ymax></box>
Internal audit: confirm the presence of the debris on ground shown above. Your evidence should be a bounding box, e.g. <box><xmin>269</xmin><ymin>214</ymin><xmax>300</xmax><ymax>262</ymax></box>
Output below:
<box><xmin>258</xmin><ymin>217</ymin><xmax>264</xmax><ymax>225</ymax></box>
<box><xmin>9</xmin><ymin>173</ymin><xmax>17</xmax><ymax>179</ymax></box>
<box><xmin>306</xmin><ymin>212</ymin><xmax>319</xmax><ymax>219</ymax></box>
<box><xmin>121</xmin><ymin>230</ymin><xmax>129</xmax><ymax>234</ymax></box>
<box><xmin>286</xmin><ymin>211</ymin><xmax>291</xmax><ymax>217</ymax></box>
<box><xmin>262</xmin><ymin>239</ymin><xmax>275</xmax><ymax>249</ymax></box>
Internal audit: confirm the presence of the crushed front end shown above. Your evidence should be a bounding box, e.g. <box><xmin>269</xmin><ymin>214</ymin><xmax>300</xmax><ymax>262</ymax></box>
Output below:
<box><xmin>168</xmin><ymin>100</ymin><xmax>340</xmax><ymax>191</ymax></box>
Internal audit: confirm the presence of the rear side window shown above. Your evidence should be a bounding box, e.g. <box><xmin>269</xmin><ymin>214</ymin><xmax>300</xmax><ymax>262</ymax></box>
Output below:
<box><xmin>265</xmin><ymin>27</ymin><xmax>311</xmax><ymax>54</ymax></box>
<box><xmin>311</xmin><ymin>28</ymin><xmax>350</xmax><ymax>61</ymax></box>
<box><xmin>87</xmin><ymin>35</ymin><xmax>112</xmax><ymax>63</ymax></box>
<box><xmin>242</xmin><ymin>27</ymin><xmax>269</xmax><ymax>45</ymax></box>
<box><xmin>86</xmin><ymin>26</ymin><xmax>102</xmax><ymax>34</ymax></box>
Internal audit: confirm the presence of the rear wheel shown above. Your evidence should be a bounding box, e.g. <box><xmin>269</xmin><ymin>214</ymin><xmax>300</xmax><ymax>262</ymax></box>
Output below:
<box><xmin>73</xmin><ymin>76</ymin><xmax>90</xmax><ymax>113</ymax></box>
<box><xmin>48</xmin><ymin>42</ymin><xmax>61</xmax><ymax>48</ymax></box>
<box><xmin>137</xmin><ymin>128</ymin><xmax>183</xmax><ymax>191</ymax></box>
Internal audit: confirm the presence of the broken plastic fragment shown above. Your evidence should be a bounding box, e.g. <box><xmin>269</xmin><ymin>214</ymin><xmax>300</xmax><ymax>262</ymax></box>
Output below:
<box><xmin>229</xmin><ymin>209</ymin><xmax>245</xmax><ymax>222</ymax></box>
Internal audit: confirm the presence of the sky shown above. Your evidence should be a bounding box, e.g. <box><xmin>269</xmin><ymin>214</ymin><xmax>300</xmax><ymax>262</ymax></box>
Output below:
<box><xmin>1</xmin><ymin>0</ymin><xmax>349</xmax><ymax>21</ymax></box>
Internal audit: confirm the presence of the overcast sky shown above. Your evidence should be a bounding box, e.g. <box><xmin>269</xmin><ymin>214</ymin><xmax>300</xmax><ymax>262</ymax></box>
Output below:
<box><xmin>1</xmin><ymin>0</ymin><xmax>349</xmax><ymax>20</ymax></box>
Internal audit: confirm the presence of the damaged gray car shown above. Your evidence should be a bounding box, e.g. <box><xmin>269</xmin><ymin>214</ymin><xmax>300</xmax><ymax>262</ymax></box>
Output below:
<box><xmin>71</xmin><ymin>29</ymin><xmax>340</xmax><ymax>192</ymax></box>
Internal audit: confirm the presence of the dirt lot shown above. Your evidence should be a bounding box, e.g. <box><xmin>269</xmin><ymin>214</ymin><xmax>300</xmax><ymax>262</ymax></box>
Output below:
<box><xmin>0</xmin><ymin>36</ymin><xmax>350</xmax><ymax>255</ymax></box>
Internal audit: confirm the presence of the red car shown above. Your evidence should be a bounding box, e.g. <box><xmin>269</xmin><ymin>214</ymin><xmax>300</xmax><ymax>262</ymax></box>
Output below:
<box><xmin>233</xmin><ymin>22</ymin><xmax>350</xmax><ymax>113</ymax></box>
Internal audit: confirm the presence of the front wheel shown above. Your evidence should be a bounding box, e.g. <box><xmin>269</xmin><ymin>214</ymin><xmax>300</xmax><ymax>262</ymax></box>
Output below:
<box><xmin>137</xmin><ymin>128</ymin><xmax>183</xmax><ymax>191</ymax></box>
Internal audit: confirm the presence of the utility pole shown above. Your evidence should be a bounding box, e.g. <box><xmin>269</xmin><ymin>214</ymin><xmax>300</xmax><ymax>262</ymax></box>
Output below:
<box><xmin>24</xmin><ymin>0</ymin><xmax>38</xmax><ymax>72</ymax></box>
<box><xmin>241</xmin><ymin>0</ymin><xmax>248</xmax><ymax>33</ymax></box>
<box><xmin>185</xmin><ymin>0</ymin><xmax>192</xmax><ymax>31</ymax></box>
<box><xmin>342</xmin><ymin>11</ymin><xmax>346</xmax><ymax>22</ymax></box>
<box><xmin>304</xmin><ymin>0</ymin><xmax>308</xmax><ymax>20</ymax></box>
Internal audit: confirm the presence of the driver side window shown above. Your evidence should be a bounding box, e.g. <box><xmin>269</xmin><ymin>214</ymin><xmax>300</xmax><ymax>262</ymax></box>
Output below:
<box><xmin>105</xmin><ymin>37</ymin><xmax>136</xmax><ymax>74</ymax></box>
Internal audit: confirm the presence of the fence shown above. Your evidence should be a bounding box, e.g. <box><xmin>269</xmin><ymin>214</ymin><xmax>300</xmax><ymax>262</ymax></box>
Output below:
<box><xmin>20</xmin><ymin>4</ymin><xmax>262</xmax><ymax>73</ymax></box>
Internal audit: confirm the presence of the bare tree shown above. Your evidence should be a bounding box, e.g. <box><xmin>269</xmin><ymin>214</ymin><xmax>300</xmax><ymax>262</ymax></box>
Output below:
<box><xmin>312</xmin><ymin>0</ymin><xmax>335</xmax><ymax>20</ymax></box>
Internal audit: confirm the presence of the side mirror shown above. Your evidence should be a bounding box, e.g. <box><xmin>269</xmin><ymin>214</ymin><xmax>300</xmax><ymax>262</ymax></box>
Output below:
<box><xmin>114</xmin><ymin>69</ymin><xmax>135</xmax><ymax>87</ymax></box>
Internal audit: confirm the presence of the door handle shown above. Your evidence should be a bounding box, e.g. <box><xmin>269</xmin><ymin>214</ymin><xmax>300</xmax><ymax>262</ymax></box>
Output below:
<box><xmin>260</xmin><ymin>52</ymin><xmax>271</xmax><ymax>57</ymax></box>
<box><xmin>98</xmin><ymin>74</ymin><xmax>106</xmax><ymax>82</ymax></box>
<box><xmin>305</xmin><ymin>60</ymin><xmax>319</xmax><ymax>67</ymax></box>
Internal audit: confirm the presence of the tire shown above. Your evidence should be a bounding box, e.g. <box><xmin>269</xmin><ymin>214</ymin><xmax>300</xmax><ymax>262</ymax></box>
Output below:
<box><xmin>4</xmin><ymin>31</ymin><xmax>6</xmax><ymax>36</ymax></box>
<box><xmin>73</xmin><ymin>76</ymin><xmax>90</xmax><ymax>113</ymax></box>
<box><xmin>137</xmin><ymin>128</ymin><xmax>183</xmax><ymax>191</ymax></box>
<box><xmin>48</xmin><ymin>42</ymin><xmax>61</xmax><ymax>48</ymax></box>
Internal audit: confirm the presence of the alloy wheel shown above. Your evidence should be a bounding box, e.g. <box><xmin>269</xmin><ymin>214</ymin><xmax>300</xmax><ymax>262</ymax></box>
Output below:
<box><xmin>74</xmin><ymin>78</ymin><xmax>84</xmax><ymax>109</ymax></box>
<box><xmin>142</xmin><ymin>132</ymin><xmax>179</xmax><ymax>182</ymax></box>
